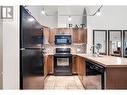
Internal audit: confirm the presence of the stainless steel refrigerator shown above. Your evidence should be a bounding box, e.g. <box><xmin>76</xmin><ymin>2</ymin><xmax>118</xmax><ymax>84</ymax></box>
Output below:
<box><xmin>20</xmin><ymin>6</ymin><xmax>44</xmax><ymax>89</ymax></box>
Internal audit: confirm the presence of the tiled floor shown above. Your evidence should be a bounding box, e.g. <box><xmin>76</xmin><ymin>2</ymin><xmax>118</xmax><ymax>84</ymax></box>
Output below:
<box><xmin>44</xmin><ymin>75</ymin><xmax>84</xmax><ymax>89</ymax></box>
<box><xmin>23</xmin><ymin>75</ymin><xmax>44</xmax><ymax>89</ymax></box>
<box><xmin>85</xmin><ymin>75</ymin><xmax>101</xmax><ymax>89</ymax></box>
<box><xmin>23</xmin><ymin>75</ymin><xmax>101</xmax><ymax>89</ymax></box>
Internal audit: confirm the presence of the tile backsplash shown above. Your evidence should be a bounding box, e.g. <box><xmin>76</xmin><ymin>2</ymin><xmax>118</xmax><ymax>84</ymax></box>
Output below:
<box><xmin>43</xmin><ymin>43</ymin><xmax>86</xmax><ymax>54</ymax></box>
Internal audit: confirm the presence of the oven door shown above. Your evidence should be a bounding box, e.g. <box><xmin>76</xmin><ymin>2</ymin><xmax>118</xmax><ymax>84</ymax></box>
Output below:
<box><xmin>54</xmin><ymin>55</ymin><xmax>72</xmax><ymax>76</ymax></box>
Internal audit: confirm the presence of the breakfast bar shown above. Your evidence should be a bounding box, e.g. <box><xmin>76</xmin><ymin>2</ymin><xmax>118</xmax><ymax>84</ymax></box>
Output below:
<box><xmin>77</xmin><ymin>54</ymin><xmax>127</xmax><ymax>89</ymax></box>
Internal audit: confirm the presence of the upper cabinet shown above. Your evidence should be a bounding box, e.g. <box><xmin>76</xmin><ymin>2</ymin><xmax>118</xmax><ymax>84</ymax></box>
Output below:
<box><xmin>108</xmin><ymin>30</ymin><xmax>122</xmax><ymax>57</ymax></box>
<box><xmin>49</xmin><ymin>28</ymin><xmax>57</xmax><ymax>44</ymax></box>
<box><xmin>56</xmin><ymin>28</ymin><xmax>73</xmax><ymax>35</ymax></box>
<box><xmin>43</xmin><ymin>26</ymin><xmax>50</xmax><ymax>44</ymax></box>
<box><xmin>49</xmin><ymin>28</ymin><xmax>87</xmax><ymax>45</ymax></box>
<box><xmin>93</xmin><ymin>30</ymin><xmax>107</xmax><ymax>55</ymax></box>
<box><xmin>73</xmin><ymin>28</ymin><xmax>87</xmax><ymax>43</ymax></box>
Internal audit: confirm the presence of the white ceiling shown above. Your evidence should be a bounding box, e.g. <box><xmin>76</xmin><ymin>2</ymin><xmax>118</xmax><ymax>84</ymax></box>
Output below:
<box><xmin>26</xmin><ymin>6</ymin><xmax>101</xmax><ymax>27</ymax></box>
<box><xmin>26</xmin><ymin>6</ymin><xmax>101</xmax><ymax>16</ymax></box>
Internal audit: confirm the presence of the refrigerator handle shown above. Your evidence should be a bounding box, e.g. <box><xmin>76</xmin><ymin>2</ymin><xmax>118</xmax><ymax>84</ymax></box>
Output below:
<box><xmin>20</xmin><ymin>48</ymin><xmax>25</xmax><ymax>51</ymax></box>
<box><xmin>41</xmin><ymin>48</ymin><xmax>46</xmax><ymax>54</ymax></box>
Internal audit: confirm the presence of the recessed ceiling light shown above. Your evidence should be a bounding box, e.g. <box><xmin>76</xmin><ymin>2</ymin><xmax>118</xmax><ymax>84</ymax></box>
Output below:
<box><xmin>68</xmin><ymin>16</ymin><xmax>72</xmax><ymax>21</ymax></box>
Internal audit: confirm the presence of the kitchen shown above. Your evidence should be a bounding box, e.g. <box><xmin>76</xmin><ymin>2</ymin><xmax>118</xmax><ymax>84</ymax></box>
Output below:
<box><xmin>19</xmin><ymin>6</ymin><xmax>127</xmax><ymax>90</ymax></box>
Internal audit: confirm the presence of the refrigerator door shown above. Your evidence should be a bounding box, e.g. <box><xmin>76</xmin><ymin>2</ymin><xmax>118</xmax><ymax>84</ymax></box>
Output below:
<box><xmin>21</xmin><ymin>48</ymin><xmax>44</xmax><ymax>89</ymax></box>
<box><xmin>20</xmin><ymin>6</ymin><xmax>43</xmax><ymax>48</ymax></box>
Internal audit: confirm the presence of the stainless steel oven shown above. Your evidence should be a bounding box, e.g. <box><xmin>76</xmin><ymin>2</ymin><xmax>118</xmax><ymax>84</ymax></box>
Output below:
<box><xmin>54</xmin><ymin>48</ymin><xmax>72</xmax><ymax>76</ymax></box>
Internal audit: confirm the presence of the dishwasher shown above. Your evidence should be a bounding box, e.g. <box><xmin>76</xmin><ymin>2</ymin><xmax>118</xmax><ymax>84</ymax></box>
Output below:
<box><xmin>85</xmin><ymin>60</ymin><xmax>105</xmax><ymax>89</ymax></box>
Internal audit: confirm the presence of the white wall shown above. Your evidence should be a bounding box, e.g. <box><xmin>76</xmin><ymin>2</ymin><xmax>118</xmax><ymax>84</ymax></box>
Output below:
<box><xmin>0</xmin><ymin>6</ymin><xmax>3</xmax><ymax>89</ymax></box>
<box><xmin>27</xmin><ymin>6</ymin><xmax>86</xmax><ymax>28</ymax></box>
<box><xmin>87</xmin><ymin>6</ymin><xmax>127</xmax><ymax>54</ymax></box>
<box><xmin>3</xmin><ymin>6</ymin><xmax>19</xmax><ymax>89</ymax></box>
<box><xmin>27</xmin><ymin>6</ymin><xmax>58</xmax><ymax>28</ymax></box>
<box><xmin>58</xmin><ymin>6</ymin><xmax>85</xmax><ymax>28</ymax></box>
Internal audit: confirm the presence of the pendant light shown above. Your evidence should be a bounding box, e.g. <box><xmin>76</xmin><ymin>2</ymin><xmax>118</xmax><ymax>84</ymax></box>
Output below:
<box><xmin>96</xmin><ymin>9</ymin><xmax>101</xmax><ymax>16</ymax></box>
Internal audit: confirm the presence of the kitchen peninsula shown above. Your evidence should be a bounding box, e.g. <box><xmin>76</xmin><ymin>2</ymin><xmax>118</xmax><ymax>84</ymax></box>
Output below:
<box><xmin>77</xmin><ymin>54</ymin><xmax>127</xmax><ymax>89</ymax></box>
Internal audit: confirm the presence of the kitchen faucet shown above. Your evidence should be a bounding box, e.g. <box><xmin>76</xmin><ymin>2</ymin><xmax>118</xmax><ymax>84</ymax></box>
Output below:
<box><xmin>90</xmin><ymin>45</ymin><xmax>95</xmax><ymax>55</ymax></box>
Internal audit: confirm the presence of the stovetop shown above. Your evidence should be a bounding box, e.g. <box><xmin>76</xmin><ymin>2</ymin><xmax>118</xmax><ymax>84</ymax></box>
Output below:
<box><xmin>54</xmin><ymin>53</ymin><xmax>72</xmax><ymax>57</ymax></box>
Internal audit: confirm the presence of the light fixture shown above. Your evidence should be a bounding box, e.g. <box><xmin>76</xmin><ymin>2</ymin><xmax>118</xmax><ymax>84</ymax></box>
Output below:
<box><xmin>96</xmin><ymin>9</ymin><xmax>101</xmax><ymax>16</ymax></box>
<box><xmin>28</xmin><ymin>17</ymin><xmax>34</xmax><ymax>22</ymax></box>
<box><xmin>68</xmin><ymin>16</ymin><xmax>72</xmax><ymax>21</ymax></box>
<box><xmin>41</xmin><ymin>8</ymin><xmax>46</xmax><ymax>15</ymax></box>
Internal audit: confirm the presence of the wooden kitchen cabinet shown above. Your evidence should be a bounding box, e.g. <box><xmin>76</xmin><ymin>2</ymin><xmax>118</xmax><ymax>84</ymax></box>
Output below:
<box><xmin>78</xmin><ymin>56</ymin><xmax>85</xmax><ymax>81</ymax></box>
<box><xmin>44</xmin><ymin>27</ymin><xmax>87</xmax><ymax>44</ymax></box>
<box><xmin>106</xmin><ymin>67</ymin><xmax>127</xmax><ymax>89</ymax></box>
<box><xmin>82</xmin><ymin>60</ymin><xmax>87</xmax><ymax>88</ymax></box>
<box><xmin>56</xmin><ymin>28</ymin><xmax>73</xmax><ymax>35</ymax></box>
<box><xmin>73</xmin><ymin>28</ymin><xmax>87</xmax><ymax>43</ymax></box>
<box><xmin>73</xmin><ymin>29</ymin><xmax>79</xmax><ymax>43</ymax></box>
<box><xmin>43</xmin><ymin>26</ymin><xmax>50</xmax><ymax>44</ymax></box>
<box><xmin>49</xmin><ymin>28</ymin><xmax>57</xmax><ymax>44</ymax></box>
<box><xmin>44</xmin><ymin>55</ymin><xmax>48</xmax><ymax>78</ymax></box>
<box><xmin>72</xmin><ymin>55</ymin><xmax>78</xmax><ymax>74</ymax></box>
<box><xmin>47</xmin><ymin>55</ymin><xmax>54</xmax><ymax>74</ymax></box>
<box><xmin>44</xmin><ymin>55</ymin><xmax>54</xmax><ymax>77</ymax></box>
<box><xmin>73</xmin><ymin>56</ymin><xmax>85</xmax><ymax>81</ymax></box>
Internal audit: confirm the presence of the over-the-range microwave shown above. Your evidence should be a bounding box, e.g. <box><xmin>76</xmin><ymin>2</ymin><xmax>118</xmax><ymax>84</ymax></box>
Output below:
<box><xmin>55</xmin><ymin>35</ymin><xmax>72</xmax><ymax>45</ymax></box>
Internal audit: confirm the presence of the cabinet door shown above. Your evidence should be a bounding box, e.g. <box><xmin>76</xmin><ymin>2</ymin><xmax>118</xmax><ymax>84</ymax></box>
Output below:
<box><xmin>78</xmin><ymin>57</ymin><xmax>84</xmax><ymax>81</ymax></box>
<box><xmin>73</xmin><ymin>28</ymin><xmax>79</xmax><ymax>43</ymax></box>
<box><xmin>43</xmin><ymin>27</ymin><xmax>50</xmax><ymax>44</ymax></box>
<box><xmin>78</xmin><ymin>28</ymin><xmax>87</xmax><ymax>43</ymax></box>
<box><xmin>81</xmin><ymin>28</ymin><xmax>87</xmax><ymax>43</ymax></box>
<box><xmin>82</xmin><ymin>60</ymin><xmax>87</xmax><ymax>87</ymax></box>
<box><xmin>73</xmin><ymin>28</ymin><xmax>87</xmax><ymax>43</ymax></box>
<box><xmin>57</xmin><ymin>28</ymin><xmax>72</xmax><ymax>35</ymax></box>
<box><xmin>72</xmin><ymin>55</ymin><xmax>78</xmax><ymax>74</ymax></box>
<box><xmin>47</xmin><ymin>55</ymin><xmax>54</xmax><ymax>74</ymax></box>
<box><xmin>49</xmin><ymin>28</ymin><xmax>57</xmax><ymax>44</ymax></box>
<box><xmin>44</xmin><ymin>56</ymin><xmax>48</xmax><ymax>77</ymax></box>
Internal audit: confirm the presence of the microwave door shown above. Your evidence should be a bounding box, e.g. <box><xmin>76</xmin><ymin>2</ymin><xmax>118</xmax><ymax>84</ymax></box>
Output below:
<box><xmin>55</xmin><ymin>35</ymin><xmax>72</xmax><ymax>45</ymax></box>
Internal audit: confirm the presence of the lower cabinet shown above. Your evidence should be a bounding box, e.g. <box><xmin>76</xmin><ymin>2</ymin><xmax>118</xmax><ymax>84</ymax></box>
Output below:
<box><xmin>73</xmin><ymin>56</ymin><xmax>86</xmax><ymax>87</ymax></box>
<box><xmin>78</xmin><ymin>56</ymin><xmax>85</xmax><ymax>81</ymax></box>
<box><xmin>44</xmin><ymin>55</ymin><xmax>54</xmax><ymax>77</ymax></box>
<box><xmin>72</xmin><ymin>55</ymin><xmax>78</xmax><ymax>74</ymax></box>
<box><xmin>44</xmin><ymin>55</ymin><xmax>48</xmax><ymax>78</ymax></box>
<box><xmin>72</xmin><ymin>55</ymin><xmax>85</xmax><ymax>76</ymax></box>
<box><xmin>47</xmin><ymin>55</ymin><xmax>54</xmax><ymax>74</ymax></box>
